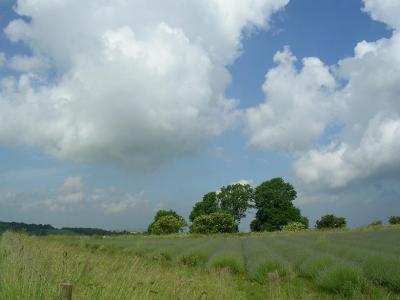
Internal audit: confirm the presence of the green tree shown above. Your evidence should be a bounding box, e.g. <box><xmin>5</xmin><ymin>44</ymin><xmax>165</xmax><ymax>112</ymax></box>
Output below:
<box><xmin>190</xmin><ymin>212</ymin><xmax>236</xmax><ymax>234</ymax></box>
<box><xmin>148</xmin><ymin>210</ymin><xmax>186</xmax><ymax>234</ymax></box>
<box><xmin>218</xmin><ymin>184</ymin><xmax>253</xmax><ymax>225</ymax></box>
<box><xmin>389</xmin><ymin>216</ymin><xmax>400</xmax><ymax>225</ymax></box>
<box><xmin>149</xmin><ymin>215</ymin><xmax>187</xmax><ymax>235</ymax></box>
<box><xmin>316</xmin><ymin>214</ymin><xmax>346</xmax><ymax>229</ymax></box>
<box><xmin>250</xmin><ymin>178</ymin><xmax>307</xmax><ymax>232</ymax></box>
<box><xmin>189</xmin><ymin>192</ymin><xmax>219</xmax><ymax>222</ymax></box>
<box><xmin>153</xmin><ymin>210</ymin><xmax>182</xmax><ymax>222</ymax></box>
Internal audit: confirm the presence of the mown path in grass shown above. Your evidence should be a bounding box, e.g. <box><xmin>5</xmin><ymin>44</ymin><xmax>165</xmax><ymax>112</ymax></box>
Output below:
<box><xmin>1</xmin><ymin>226</ymin><xmax>400</xmax><ymax>299</ymax></box>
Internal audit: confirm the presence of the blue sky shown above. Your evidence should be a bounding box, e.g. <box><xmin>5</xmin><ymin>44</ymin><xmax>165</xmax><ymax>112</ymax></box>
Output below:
<box><xmin>0</xmin><ymin>0</ymin><xmax>399</xmax><ymax>231</ymax></box>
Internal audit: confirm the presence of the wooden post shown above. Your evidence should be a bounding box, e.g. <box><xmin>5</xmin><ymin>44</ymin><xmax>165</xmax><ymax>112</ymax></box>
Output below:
<box><xmin>60</xmin><ymin>283</ymin><xmax>72</xmax><ymax>300</ymax></box>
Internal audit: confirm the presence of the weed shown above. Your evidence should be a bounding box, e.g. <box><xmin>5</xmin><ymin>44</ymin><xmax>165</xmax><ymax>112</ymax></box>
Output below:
<box><xmin>316</xmin><ymin>265</ymin><xmax>363</xmax><ymax>297</ymax></box>
<box><xmin>298</xmin><ymin>256</ymin><xmax>335</xmax><ymax>278</ymax></box>
<box><xmin>212</xmin><ymin>256</ymin><xmax>244</xmax><ymax>274</ymax></box>
<box><xmin>180</xmin><ymin>252</ymin><xmax>208</xmax><ymax>267</ymax></box>
<box><xmin>253</xmin><ymin>260</ymin><xmax>292</xmax><ymax>284</ymax></box>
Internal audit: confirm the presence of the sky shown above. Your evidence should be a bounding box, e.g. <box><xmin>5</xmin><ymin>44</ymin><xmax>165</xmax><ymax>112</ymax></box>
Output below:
<box><xmin>0</xmin><ymin>0</ymin><xmax>399</xmax><ymax>231</ymax></box>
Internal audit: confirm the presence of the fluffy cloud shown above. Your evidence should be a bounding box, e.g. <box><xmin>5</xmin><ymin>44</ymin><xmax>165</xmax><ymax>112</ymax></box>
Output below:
<box><xmin>7</xmin><ymin>55</ymin><xmax>49</xmax><ymax>73</ymax></box>
<box><xmin>294</xmin><ymin>30</ymin><xmax>400</xmax><ymax>188</ymax></box>
<box><xmin>363</xmin><ymin>0</ymin><xmax>400</xmax><ymax>29</ymax></box>
<box><xmin>246</xmin><ymin>1</ymin><xmax>400</xmax><ymax>190</ymax></box>
<box><xmin>0</xmin><ymin>0</ymin><xmax>288</xmax><ymax>168</ymax></box>
<box><xmin>96</xmin><ymin>191</ymin><xmax>148</xmax><ymax>214</ymax></box>
<box><xmin>0</xmin><ymin>175</ymin><xmax>151</xmax><ymax>215</ymax></box>
<box><xmin>295</xmin><ymin>117</ymin><xmax>400</xmax><ymax>188</ymax></box>
<box><xmin>42</xmin><ymin>176</ymin><xmax>85</xmax><ymax>211</ymax></box>
<box><xmin>246</xmin><ymin>47</ymin><xmax>336</xmax><ymax>152</ymax></box>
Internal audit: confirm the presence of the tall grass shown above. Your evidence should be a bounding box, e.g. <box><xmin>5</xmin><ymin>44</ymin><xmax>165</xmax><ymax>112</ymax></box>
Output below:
<box><xmin>1</xmin><ymin>226</ymin><xmax>399</xmax><ymax>299</ymax></box>
<box><xmin>0</xmin><ymin>232</ymin><xmax>246</xmax><ymax>299</ymax></box>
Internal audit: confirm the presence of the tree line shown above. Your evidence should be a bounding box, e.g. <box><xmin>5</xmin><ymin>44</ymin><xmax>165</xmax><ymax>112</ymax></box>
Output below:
<box><xmin>2</xmin><ymin>178</ymin><xmax>399</xmax><ymax>236</ymax></box>
<box><xmin>0</xmin><ymin>221</ymin><xmax>128</xmax><ymax>236</ymax></box>
<box><xmin>147</xmin><ymin>177</ymin><xmax>400</xmax><ymax>234</ymax></box>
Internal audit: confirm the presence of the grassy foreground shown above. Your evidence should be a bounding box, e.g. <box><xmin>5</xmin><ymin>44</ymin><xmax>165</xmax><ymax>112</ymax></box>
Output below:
<box><xmin>0</xmin><ymin>226</ymin><xmax>400</xmax><ymax>299</ymax></box>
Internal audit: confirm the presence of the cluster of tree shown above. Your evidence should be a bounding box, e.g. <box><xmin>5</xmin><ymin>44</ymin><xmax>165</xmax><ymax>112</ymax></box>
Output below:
<box><xmin>148</xmin><ymin>177</ymin><xmax>313</xmax><ymax>234</ymax></box>
<box><xmin>189</xmin><ymin>183</ymin><xmax>254</xmax><ymax>233</ymax></box>
<box><xmin>389</xmin><ymin>216</ymin><xmax>400</xmax><ymax>225</ymax></box>
<box><xmin>0</xmin><ymin>221</ymin><xmax>127</xmax><ymax>236</ymax></box>
<box><xmin>314</xmin><ymin>215</ymin><xmax>400</xmax><ymax>229</ymax></box>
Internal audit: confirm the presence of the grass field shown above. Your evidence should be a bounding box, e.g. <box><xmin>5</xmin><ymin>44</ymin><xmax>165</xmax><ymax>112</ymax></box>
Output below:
<box><xmin>1</xmin><ymin>226</ymin><xmax>400</xmax><ymax>299</ymax></box>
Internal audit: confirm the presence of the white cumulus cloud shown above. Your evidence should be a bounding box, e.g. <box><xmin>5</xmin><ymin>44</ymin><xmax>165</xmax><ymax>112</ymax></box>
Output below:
<box><xmin>246</xmin><ymin>1</ymin><xmax>400</xmax><ymax>190</ymax></box>
<box><xmin>0</xmin><ymin>0</ymin><xmax>288</xmax><ymax>168</ymax></box>
<box><xmin>246</xmin><ymin>47</ymin><xmax>336</xmax><ymax>152</ymax></box>
<box><xmin>7</xmin><ymin>55</ymin><xmax>49</xmax><ymax>73</ymax></box>
<box><xmin>363</xmin><ymin>0</ymin><xmax>400</xmax><ymax>29</ymax></box>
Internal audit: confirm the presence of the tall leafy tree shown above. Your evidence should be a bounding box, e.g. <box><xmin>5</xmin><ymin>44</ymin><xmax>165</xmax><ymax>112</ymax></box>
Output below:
<box><xmin>250</xmin><ymin>177</ymin><xmax>308</xmax><ymax>232</ymax></box>
<box><xmin>218</xmin><ymin>184</ymin><xmax>253</xmax><ymax>225</ymax></box>
<box><xmin>316</xmin><ymin>214</ymin><xmax>346</xmax><ymax>229</ymax></box>
<box><xmin>189</xmin><ymin>192</ymin><xmax>219</xmax><ymax>222</ymax></box>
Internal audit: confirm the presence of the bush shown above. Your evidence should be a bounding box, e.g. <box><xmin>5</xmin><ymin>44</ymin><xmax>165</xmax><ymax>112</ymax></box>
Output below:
<box><xmin>190</xmin><ymin>212</ymin><xmax>236</xmax><ymax>234</ymax></box>
<box><xmin>212</xmin><ymin>256</ymin><xmax>244</xmax><ymax>274</ymax></box>
<box><xmin>389</xmin><ymin>216</ymin><xmax>400</xmax><ymax>225</ymax></box>
<box><xmin>282</xmin><ymin>222</ymin><xmax>307</xmax><ymax>232</ymax></box>
<box><xmin>147</xmin><ymin>210</ymin><xmax>187</xmax><ymax>234</ymax></box>
<box><xmin>148</xmin><ymin>215</ymin><xmax>187</xmax><ymax>235</ymax></box>
<box><xmin>316</xmin><ymin>266</ymin><xmax>363</xmax><ymax>297</ymax></box>
<box><xmin>298</xmin><ymin>256</ymin><xmax>335</xmax><ymax>278</ymax></box>
<box><xmin>180</xmin><ymin>252</ymin><xmax>209</xmax><ymax>267</ymax></box>
<box><xmin>253</xmin><ymin>260</ymin><xmax>292</xmax><ymax>284</ymax></box>
<box><xmin>368</xmin><ymin>220</ymin><xmax>383</xmax><ymax>226</ymax></box>
<box><xmin>316</xmin><ymin>214</ymin><xmax>346</xmax><ymax>229</ymax></box>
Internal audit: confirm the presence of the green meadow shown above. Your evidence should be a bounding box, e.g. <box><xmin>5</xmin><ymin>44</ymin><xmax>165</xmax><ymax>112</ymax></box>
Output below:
<box><xmin>1</xmin><ymin>225</ymin><xmax>400</xmax><ymax>299</ymax></box>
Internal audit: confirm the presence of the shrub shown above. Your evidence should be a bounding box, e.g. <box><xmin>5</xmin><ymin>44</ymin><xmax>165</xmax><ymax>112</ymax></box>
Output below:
<box><xmin>298</xmin><ymin>256</ymin><xmax>335</xmax><ymax>278</ymax></box>
<box><xmin>148</xmin><ymin>210</ymin><xmax>187</xmax><ymax>234</ymax></box>
<box><xmin>316</xmin><ymin>266</ymin><xmax>363</xmax><ymax>297</ymax></box>
<box><xmin>389</xmin><ymin>216</ymin><xmax>400</xmax><ymax>225</ymax></box>
<box><xmin>190</xmin><ymin>212</ymin><xmax>236</xmax><ymax>234</ymax></box>
<box><xmin>180</xmin><ymin>252</ymin><xmax>208</xmax><ymax>267</ymax></box>
<box><xmin>362</xmin><ymin>256</ymin><xmax>400</xmax><ymax>292</ymax></box>
<box><xmin>316</xmin><ymin>214</ymin><xmax>346</xmax><ymax>229</ymax></box>
<box><xmin>368</xmin><ymin>220</ymin><xmax>383</xmax><ymax>226</ymax></box>
<box><xmin>153</xmin><ymin>251</ymin><xmax>173</xmax><ymax>262</ymax></box>
<box><xmin>282</xmin><ymin>222</ymin><xmax>307</xmax><ymax>232</ymax></box>
<box><xmin>212</xmin><ymin>256</ymin><xmax>244</xmax><ymax>274</ymax></box>
<box><xmin>253</xmin><ymin>260</ymin><xmax>292</xmax><ymax>284</ymax></box>
<box><xmin>148</xmin><ymin>215</ymin><xmax>187</xmax><ymax>235</ymax></box>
